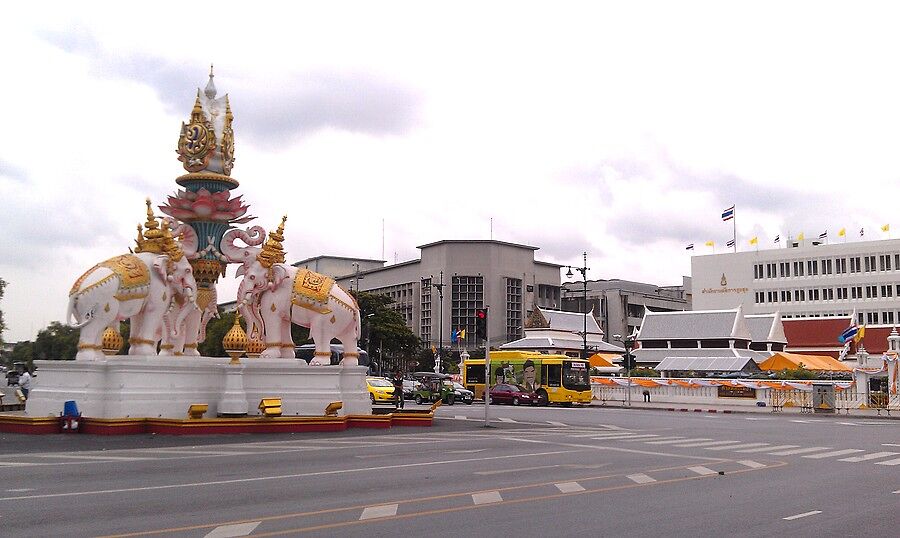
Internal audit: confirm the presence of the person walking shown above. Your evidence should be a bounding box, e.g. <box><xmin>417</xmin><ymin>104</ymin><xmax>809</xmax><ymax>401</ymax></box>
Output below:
<box><xmin>19</xmin><ymin>369</ymin><xmax>32</xmax><ymax>400</ymax></box>
<box><xmin>642</xmin><ymin>389</ymin><xmax>650</xmax><ymax>403</ymax></box>
<box><xmin>392</xmin><ymin>370</ymin><xmax>405</xmax><ymax>410</ymax></box>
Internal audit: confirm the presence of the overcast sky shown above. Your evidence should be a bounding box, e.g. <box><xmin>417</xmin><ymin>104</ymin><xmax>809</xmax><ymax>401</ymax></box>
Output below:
<box><xmin>3</xmin><ymin>2</ymin><xmax>900</xmax><ymax>342</ymax></box>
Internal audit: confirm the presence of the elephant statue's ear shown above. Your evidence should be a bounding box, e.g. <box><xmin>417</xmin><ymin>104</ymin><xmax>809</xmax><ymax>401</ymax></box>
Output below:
<box><xmin>271</xmin><ymin>265</ymin><xmax>290</xmax><ymax>287</ymax></box>
<box><xmin>152</xmin><ymin>255</ymin><xmax>170</xmax><ymax>280</ymax></box>
<box><xmin>236</xmin><ymin>264</ymin><xmax>247</xmax><ymax>277</ymax></box>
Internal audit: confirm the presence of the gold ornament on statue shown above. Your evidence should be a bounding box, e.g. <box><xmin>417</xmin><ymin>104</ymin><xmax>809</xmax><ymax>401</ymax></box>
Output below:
<box><xmin>222</xmin><ymin>313</ymin><xmax>248</xmax><ymax>364</ymax></box>
<box><xmin>257</xmin><ymin>215</ymin><xmax>287</xmax><ymax>269</ymax></box>
<box><xmin>101</xmin><ymin>327</ymin><xmax>124</xmax><ymax>356</ymax></box>
<box><xmin>245</xmin><ymin>336</ymin><xmax>266</xmax><ymax>358</ymax></box>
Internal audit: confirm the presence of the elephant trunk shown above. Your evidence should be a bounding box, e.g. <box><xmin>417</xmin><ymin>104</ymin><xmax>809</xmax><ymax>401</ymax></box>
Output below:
<box><xmin>238</xmin><ymin>299</ymin><xmax>263</xmax><ymax>342</ymax></box>
<box><xmin>172</xmin><ymin>288</ymin><xmax>198</xmax><ymax>337</ymax></box>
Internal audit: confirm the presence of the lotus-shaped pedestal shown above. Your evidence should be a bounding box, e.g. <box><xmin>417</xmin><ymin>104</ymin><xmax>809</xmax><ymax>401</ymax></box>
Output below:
<box><xmin>160</xmin><ymin>188</ymin><xmax>255</xmax><ymax>224</ymax></box>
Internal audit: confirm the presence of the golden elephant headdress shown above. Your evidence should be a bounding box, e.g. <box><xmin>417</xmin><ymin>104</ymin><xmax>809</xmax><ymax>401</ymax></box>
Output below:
<box><xmin>257</xmin><ymin>215</ymin><xmax>287</xmax><ymax>269</ymax></box>
<box><xmin>135</xmin><ymin>198</ymin><xmax>184</xmax><ymax>262</ymax></box>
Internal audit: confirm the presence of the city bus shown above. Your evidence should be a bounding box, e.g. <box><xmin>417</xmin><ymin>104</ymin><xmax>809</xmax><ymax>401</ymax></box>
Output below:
<box><xmin>461</xmin><ymin>351</ymin><xmax>591</xmax><ymax>406</ymax></box>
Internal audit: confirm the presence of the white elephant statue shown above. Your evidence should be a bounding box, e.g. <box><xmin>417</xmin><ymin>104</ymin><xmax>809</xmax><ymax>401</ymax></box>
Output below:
<box><xmin>224</xmin><ymin>217</ymin><xmax>361</xmax><ymax>364</ymax></box>
<box><xmin>67</xmin><ymin>203</ymin><xmax>200</xmax><ymax>360</ymax></box>
<box><xmin>158</xmin><ymin>220</ymin><xmax>218</xmax><ymax>356</ymax></box>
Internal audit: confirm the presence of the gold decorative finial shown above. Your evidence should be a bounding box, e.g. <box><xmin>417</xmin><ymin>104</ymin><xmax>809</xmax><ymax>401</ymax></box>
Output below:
<box><xmin>135</xmin><ymin>199</ymin><xmax>167</xmax><ymax>254</ymax></box>
<box><xmin>101</xmin><ymin>326</ymin><xmax>124</xmax><ymax>356</ymax></box>
<box><xmin>223</xmin><ymin>312</ymin><xmax>248</xmax><ymax>364</ymax></box>
<box><xmin>257</xmin><ymin>216</ymin><xmax>287</xmax><ymax>268</ymax></box>
<box><xmin>161</xmin><ymin>220</ymin><xmax>184</xmax><ymax>262</ymax></box>
<box><xmin>204</xmin><ymin>65</ymin><xmax>217</xmax><ymax>100</ymax></box>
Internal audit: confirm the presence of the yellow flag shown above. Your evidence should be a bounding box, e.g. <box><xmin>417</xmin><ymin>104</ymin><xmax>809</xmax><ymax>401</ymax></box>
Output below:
<box><xmin>797</xmin><ymin>232</ymin><xmax>805</xmax><ymax>241</ymax></box>
<box><xmin>705</xmin><ymin>240</ymin><xmax>714</xmax><ymax>247</ymax></box>
<box><xmin>838</xmin><ymin>228</ymin><xmax>846</xmax><ymax>237</ymax></box>
<box><xmin>882</xmin><ymin>224</ymin><xmax>890</xmax><ymax>232</ymax></box>
<box><xmin>749</xmin><ymin>237</ymin><xmax>758</xmax><ymax>245</ymax></box>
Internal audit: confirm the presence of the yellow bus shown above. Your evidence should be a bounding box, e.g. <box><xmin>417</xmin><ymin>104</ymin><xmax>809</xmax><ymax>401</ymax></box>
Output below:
<box><xmin>461</xmin><ymin>351</ymin><xmax>591</xmax><ymax>406</ymax></box>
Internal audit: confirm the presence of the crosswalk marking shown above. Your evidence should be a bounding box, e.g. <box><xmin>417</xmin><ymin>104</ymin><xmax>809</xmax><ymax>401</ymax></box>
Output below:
<box><xmin>204</xmin><ymin>521</ymin><xmax>261</xmax><ymax>538</ymax></box>
<box><xmin>31</xmin><ymin>454</ymin><xmax>151</xmax><ymax>461</ymax></box>
<box><xmin>626</xmin><ymin>473</ymin><xmax>656</xmax><ymax>484</ymax></box>
<box><xmin>803</xmin><ymin>449</ymin><xmax>864</xmax><ymax>459</ymax></box>
<box><xmin>572</xmin><ymin>431</ymin><xmax>640</xmax><ymax>438</ymax></box>
<box><xmin>555</xmin><ymin>481</ymin><xmax>586</xmax><ymax>493</ymax></box>
<box><xmin>472</xmin><ymin>491</ymin><xmax>503</xmax><ymax>504</ymax></box>
<box><xmin>768</xmin><ymin>446</ymin><xmax>830</xmax><ymax>456</ymax></box>
<box><xmin>737</xmin><ymin>460</ymin><xmax>766</xmax><ymax>469</ymax></box>
<box><xmin>687</xmin><ymin>466</ymin><xmax>717</xmax><ymax>476</ymax></box>
<box><xmin>497</xmin><ymin>417</ymin><xmax>517</xmax><ymax>423</ymax></box>
<box><xmin>591</xmin><ymin>434</ymin><xmax>659</xmax><ymax>441</ymax></box>
<box><xmin>705</xmin><ymin>442</ymin><xmax>769</xmax><ymax>451</ymax></box>
<box><xmin>735</xmin><ymin>444</ymin><xmax>797</xmax><ymax>453</ymax></box>
<box><xmin>838</xmin><ymin>452</ymin><xmax>899</xmax><ymax>463</ymax></box>
<box><xmin>644</xmin><ymin>437</ymin><xmax>699</xmax><ymax>445</ymax></box>
<box><xmin>674</xmin><ymin>440</ymin><xmax>741</xmax><ymax>448</ymax></box>
<box><xmin>875</xmin><ymin>457</ymin><xmax>900</xmax><ymax>466</ymax></box>
<box><xmin>360</xmin><ymin>504</ymin><xmax>398</xmax><ymax>520</ymax></box>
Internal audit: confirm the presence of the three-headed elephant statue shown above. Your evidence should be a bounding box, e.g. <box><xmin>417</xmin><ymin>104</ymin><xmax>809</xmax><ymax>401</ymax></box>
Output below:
<box><xmin>223</xmin><ymin>222</ymin><xmax>361</xmax><ymax>364</ymax></box>
<box><xmin>67</xmin><ymin>218</ymin><xmax>200</xmax><ymax>360</ymax></box>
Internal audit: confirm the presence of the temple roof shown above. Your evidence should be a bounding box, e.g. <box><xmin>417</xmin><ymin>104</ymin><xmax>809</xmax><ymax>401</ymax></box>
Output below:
<box><xmin>637</xmin><ymin>306</ymin><xmax>751</xmax><ymax>341</ymax></box>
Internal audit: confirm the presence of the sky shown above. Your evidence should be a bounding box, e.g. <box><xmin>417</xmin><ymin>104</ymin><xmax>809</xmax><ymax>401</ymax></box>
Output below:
<box><xmin>3</xmin><ymin>1</ymin><xmax>900</xmax><ymax>342</ymax></box>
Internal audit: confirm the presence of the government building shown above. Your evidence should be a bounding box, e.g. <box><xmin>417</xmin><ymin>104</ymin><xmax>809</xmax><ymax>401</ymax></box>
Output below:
<box><xmin>692</xmin><ymin>237</ymin><xmax>900</xmax><ymax>326</ymax></box>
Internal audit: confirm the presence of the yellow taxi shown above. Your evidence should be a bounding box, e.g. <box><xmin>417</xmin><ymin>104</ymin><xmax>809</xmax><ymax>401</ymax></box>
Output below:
<box><xmin>366</xmin><ymin>377</ymin><xmax>396</xmax><ymax>404</ymax></box>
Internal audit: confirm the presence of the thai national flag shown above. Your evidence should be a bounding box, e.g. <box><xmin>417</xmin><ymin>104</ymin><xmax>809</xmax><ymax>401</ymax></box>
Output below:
<box><xmin>685</xmin><ymin>244</ymin><xmax>694</xmax><ymax>250</ymax></box>
<box><xmin>838</xmin><ymin>325</ymin><xmax>859</xmax><ymax>344</ymax></box>
<box><xmin>774</xmin><ymin>235</ymin><xmax>780</xmax><ymax>243</ymax></box>
<box><xmin>721</xmin><ymin>205</ymin><xmax>735</xmax><ymax>221</ymax></box>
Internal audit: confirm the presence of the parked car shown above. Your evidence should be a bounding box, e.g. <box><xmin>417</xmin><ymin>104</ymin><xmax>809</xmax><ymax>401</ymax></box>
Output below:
<box><xmin>451</xmin><ymin>382</ymin><xmax>474</xmax><ymax>405</ymax></box>
<box><xmin>366</xmin><ymin>377</ymin><xmax>396</xmax><ymax>404</ymax></box>
<box><xmin>489</xmin><ymin>384</ymin><xmax>538</xmax><ymax>406</ymax></box>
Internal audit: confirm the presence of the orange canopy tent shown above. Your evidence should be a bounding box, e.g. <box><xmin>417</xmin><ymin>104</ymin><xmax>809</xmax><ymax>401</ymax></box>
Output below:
<box><xmin>588</xmin><ymin>353</ymin><xmax>620</xmax><ymax>368</ymax></box>
<box><xmin>759</xmin><ymin>352</ymin><xmax>852</xmax><ymax>372</ymax></box>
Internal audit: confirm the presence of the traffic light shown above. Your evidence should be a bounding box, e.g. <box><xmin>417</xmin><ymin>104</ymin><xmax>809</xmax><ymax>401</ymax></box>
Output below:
<box><xmin>475</xmin><ymin>308</ymin><xmax>488</xmax><ymax>340</ymax></box>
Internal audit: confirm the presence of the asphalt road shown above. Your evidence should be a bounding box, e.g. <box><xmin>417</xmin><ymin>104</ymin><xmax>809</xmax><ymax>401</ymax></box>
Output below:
<box><xmin>0</xmin><ymin>403</ymin><xmax>897</xmax><ymax>537</ymax></box>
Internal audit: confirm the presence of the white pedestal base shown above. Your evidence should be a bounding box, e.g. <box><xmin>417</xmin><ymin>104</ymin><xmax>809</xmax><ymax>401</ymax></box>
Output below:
<box><xmin>26</xmin><ymin>356</ymin><xmax>370</xmax><ymax>419</ymax></box>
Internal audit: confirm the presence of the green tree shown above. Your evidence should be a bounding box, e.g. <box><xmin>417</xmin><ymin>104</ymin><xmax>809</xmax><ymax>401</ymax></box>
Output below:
<box><xmin>11</xmin><ymin>341</ymin><xmax>33</xmax><ymax>363</ymax></box>
<box><xmin>355</xmin><ymin>291</ymin><xmax>421</xmax><ymax>373</ymax></box>
<box><xmin>199</xmin><ymin>310</ymin><xmax>238</xmax><ymax>357</ymax></box>
<box><xmin>32</xmin><ymin>321</ymin><xmax>78</xmax><ymax>361</ymax></box>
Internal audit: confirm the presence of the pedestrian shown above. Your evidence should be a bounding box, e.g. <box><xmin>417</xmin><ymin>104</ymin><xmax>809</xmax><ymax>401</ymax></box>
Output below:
<box><xmin>19</xmin><ymin>370</ymin><xmax>32</xmax><ymax>400</ymax></box>
<box><xmin>392</xmin><ymin>370</ymin><xmax>404</xmax><ymax>410</ymax></box>
<box><xmin>642</xmin><ymin>389</ymin><xmax>650</xmax><ymax>403</ymax></box>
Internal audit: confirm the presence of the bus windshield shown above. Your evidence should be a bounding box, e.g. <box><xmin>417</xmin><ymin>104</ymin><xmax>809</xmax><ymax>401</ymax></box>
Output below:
<box><xmin>562</xmin><ymin>361</ymin><xmax>590</xmax><ymax>390</ymax></box>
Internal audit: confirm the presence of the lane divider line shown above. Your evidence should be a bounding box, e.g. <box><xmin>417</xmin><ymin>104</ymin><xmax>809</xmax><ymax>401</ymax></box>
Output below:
<box><xmin>359</xmin><ymin>504</ymin><xmax>398</xmax><ymax>520</ymax></box>
<box><xmin>783</xmin><ymin>510</ymin><xmax>822</xmax><ymax>521</ymax></box>
<box><xmin>875</xmin><ymin>457</ymin><xmax>900</xmax><ymax>466</ymax></box>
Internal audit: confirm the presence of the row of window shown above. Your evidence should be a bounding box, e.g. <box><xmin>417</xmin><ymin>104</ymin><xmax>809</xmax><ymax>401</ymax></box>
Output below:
<box><xmin>753</xmin><ymin>254</ymin><xmax>899</xmax><ymax>279</ymax></box>
<box><xmin>753</xmin><ymin>283</ymin><xmax>900</xmax><ymax>305</ymax></box>
<box><xmin>781</xmin><ymin>311</ymin><xmax>894</xmax><ymax>325</ymax></box>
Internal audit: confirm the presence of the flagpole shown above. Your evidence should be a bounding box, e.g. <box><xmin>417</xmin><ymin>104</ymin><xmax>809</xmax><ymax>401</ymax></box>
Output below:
<box><xmin>733</xmin><ymin>207</ymin><xmax>737</xmax><ymax>253</ymax></box>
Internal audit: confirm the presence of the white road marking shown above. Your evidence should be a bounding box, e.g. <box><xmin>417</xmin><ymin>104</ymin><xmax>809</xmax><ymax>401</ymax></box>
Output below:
<box><xmin>893</xmin><ymin>490</ymin><xmax>900</xmax><ymax>494</ymax></box>
<box><xmin>836</xmin><ymin>422</ymin><xmax>859</xmax><ymax>426</ymax></box>
<box><xmin>783</xmin><ymin>510</ymin><xmax>822</xmax><ymax>521</ymax></box>
<box><xmin>31</xmin><ymin>454</ymin><xmax>151</xmax><ymax>461</ymax></box>
<box><xmin>454</xmin><ymin>415</ymin><xmax>468</xmax><ymax>420</ymax></box>
<box><xmin>0</xmin><ymin>449</ymin><xmax>579</xmax><ymax>502</ymax></box>
<box><xmin>745</xmin><ymin>417</ymin><xmax>772</xmax><ymax>421</ymax></box>
<box><xmin>0</xmin><ymin>462</ymin><xmax>40</xmax><ymax>467</ymax></box>
<box><xmin>737</xmin><ymin>460</ymin><xmax>766</xmax><ymax>469</ymax></box>
<box><xmin>204</xmin><ymin>521</ymin><xmax>261</xmax><ymax>538</ymax></box>
<box><xmin>621</xmin><ymin>436</ymin><xmax>684</xmax><ymax>443</ymax></box>
<box><xmin>446</xmin><ymin>449</ymin><xmax>489</xmax><ymax>454</ymax></box>
<box><xmin>472</xmin><ymin>491</ymin><xmax>503</xmax><ymax>504</ymax></box>
<box><xmin>591</xmin><ymin>434</ymin><xmax>659</xmax><ymax>441</ymax></box>
<box><xmin>571</xmin><ymin>432</ymin><xmax>641</xmax><ymax>438</ymax></box>
<box><xmin>875</xmin><ymin>457</ymin><xmax>900</xmax><ymax>466</ymax></box>
<box><xmin>137</xmin><ymin>448</ymin><xmax>258</xmax><ymax>456</ymax></box>
<box><xmin>598</xmin><ymin>424</ymin><xmax>629</xmax><ymax>431</ymax></box>
<box><xmin>838</xmin><ymin>452</ymin><xmax>899</xmax><ymax>462</ymax></box>
<box><xmin>705</xmin><ymin>443</ymin><xmax>770</xmax><ymax>451</ymax></box>
<box><xmin>802</xmin><ymin>449</ymin><xmax>864</xmax><ymax>459</ymax></box>
<box><xmin>626</xmin><ymin>473</ymin><xmax>656</xmax><ymax>484</ymax></box>
<box><xmin>555</xmin><ymin>481</ymin><xmax>586</xmax><ymax>492</ymax></box>
<box><xmin>203</xmin><ymin>521</ymin><xmax>262</xmax><ymax>538</ymax></box>
<box><xmin>497</xmin><ymin>417</ymin><xmax>517</xmax><ymax>423</ymax></box>
<box><xmin>547</xmin><ymin>421</ymin><xmax>568</xmax><ymax>427</ymax></box>
<box><xmin>735</xmin><ymin>444</ymin><xmax>796</xmax><ymax>453</ymax></box>
<box><xmin>768</xmin><ymin>447</ymin><xmax>831</xmax><ymax>456</ymax></box>
<box><xmin>5</xmin><ymin>489</ymin><xmax>34</xmax><ymax>492</ymax></box>
<box><xmin>359</xmin><ymin>504</ymin><xmax>398</xmax><ymax>520</ymax></box>
<box><xmin>687</xmin><ymin>466</ymin><xmax>717</xmax><ymax>476</ymax></box>
<box><xmin>474</xmin><ymin>464</ymin><xmax>562</xmax><ymax>475</ymax></box>
<box><xmin>644</xmin><ymin>437</ymin><xmax>700</xmax><ymax>445</ymax></box>
<box><xmin>883</xmin><ymin>443</ymin><xmax>900</xmax><ymax>447</ymax></box>
<box><xmin>674</xmin><ymin>440</ymin><xmax>741</xmax><ymax>448</ymax></box>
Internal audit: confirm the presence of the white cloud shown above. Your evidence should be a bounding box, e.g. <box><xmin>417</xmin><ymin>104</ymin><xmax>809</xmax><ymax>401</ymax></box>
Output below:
<box><xmin>4</xmin><ymin>1</ymin><xmax>900</xmax><ymax>341</ymax></box>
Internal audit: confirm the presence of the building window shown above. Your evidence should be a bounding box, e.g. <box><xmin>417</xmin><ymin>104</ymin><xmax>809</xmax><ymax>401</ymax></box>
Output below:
<box><xmin>451</xmin><ymin>275</ymin><xmax>484</xmax><ymax>344</ymax></box>
<box><xmin>895</xmin><ymin>254</ymin><xmax>900</xmax><ymax>270</ymax></box>
<box><xmin>779</xmin><ymin>262</ymin><xmax>790</xmax><ymax>277</ymax></box>
<box><xmin>754</xmin><ymin>291</ymin><xmax>763</xmax><ymax>304</ymax></box>
<box><xmin>850</xmin><ymin>257</ymin><xmax>861</xmax><ymax>273</ymax></box>
<box><xmin>506</xmin><ymin>277</ymin><xmax>522</xmax><ymax>342</ymax></box>
<box><xmin>835</xmin><ymin>258</ymin><xmax>846</xmax><ymax>274</ymax></box>
<box><xmin>810</xmin><ymin>289</ymin><xmax>819</xmax><ymax>301</ymax></box>
<box><xmin>867</xmin><ymin>312</ymin><xmax>878</xmax><ymax>324</ymax></box>
<box><xmin>807</xmin><ymin>260</ymin><xmax>818</xmax><ymax>276</ymax></box>
<box><xmin>537</xmin><ymin>284</ymin><xmax>561</xmax><ymax>308</ymax></box>
<box><xmin>883</xmin><ymin>311</ymin><xmax>894</xmax><ymax>324</ymax></box>
<box><xmin>420</xmin><ymin>279</ymin><xmax>432</xmax><ymax>345</ymax></box>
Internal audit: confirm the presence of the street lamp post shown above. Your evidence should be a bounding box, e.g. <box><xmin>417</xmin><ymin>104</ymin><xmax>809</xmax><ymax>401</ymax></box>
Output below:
<box><xmin>565</xmin><ymin>252</ymin><xmax>590</xmax><ymax>360</ymax></box>
<box><xmin>422</xmin><ymin>271</ymin><xmax>445</xmax><ymax>374</ymax></box>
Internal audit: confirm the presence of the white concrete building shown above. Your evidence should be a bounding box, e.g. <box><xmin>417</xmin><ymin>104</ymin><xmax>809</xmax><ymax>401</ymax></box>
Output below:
<box><xmin>692</xmin><ymin>237</ymin><xmax>900</xmax><ymax>326</ymax></box>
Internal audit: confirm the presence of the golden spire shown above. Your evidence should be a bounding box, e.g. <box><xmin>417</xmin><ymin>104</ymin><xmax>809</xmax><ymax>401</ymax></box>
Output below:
<box><xmin>134</xmin><ymin>199</ymin><xmax>168</xmax><ymax>254</ymax></box>
<box><xmin>257</xmin><ymin>216</ymin><xmax>287</xmax><ymax>268</ymax></box>
<box><xmin>190</xmin><ymin>90</ymin><xmax>205</xmax><ymax>123</ymax></box>
<box><xmin>161</xmin><ymin>221</ymin><xmax>184</xmax><ymax>262</ymax></box>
